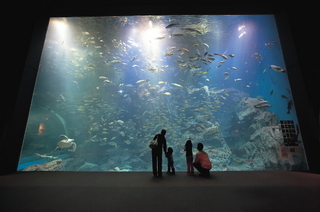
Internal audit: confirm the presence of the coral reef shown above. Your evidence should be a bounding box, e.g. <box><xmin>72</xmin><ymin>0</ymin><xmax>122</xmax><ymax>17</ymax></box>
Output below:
<box><xmin>23</xmin><ymin>159</ymin><xmax>64</xmax><ymax>171</ymax></box>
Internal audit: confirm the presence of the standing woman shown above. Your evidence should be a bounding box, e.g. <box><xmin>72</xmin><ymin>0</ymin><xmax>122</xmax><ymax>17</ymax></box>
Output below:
<box><xmin>184</xmin><ymin>140</ymin><xmax>194</xmax><ymax>175</ymax></box>
<box><xmin>152</xmin><ymin>129</ymin><xmax>167</xmax><ymax>178</ymax></box>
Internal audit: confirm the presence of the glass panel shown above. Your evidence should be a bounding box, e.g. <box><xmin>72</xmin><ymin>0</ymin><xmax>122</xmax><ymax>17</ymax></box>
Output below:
<box><xmin>18</xmin><ymin>15</ymin><xmax>308</xmax><ymax>171</ymax></box>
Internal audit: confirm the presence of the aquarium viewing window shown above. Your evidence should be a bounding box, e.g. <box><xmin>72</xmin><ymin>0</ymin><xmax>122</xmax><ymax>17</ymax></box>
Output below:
<box><xmin>18</xmin><ymin>15</ymin><xmax>308</xmax><ymax>172</ymax></box>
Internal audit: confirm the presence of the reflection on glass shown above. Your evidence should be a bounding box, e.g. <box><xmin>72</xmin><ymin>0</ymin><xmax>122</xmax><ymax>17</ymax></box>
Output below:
<box><xmin>18</xmin><ymin>15</ymin><xmax>308</xmax><ymax>171</ymax></box>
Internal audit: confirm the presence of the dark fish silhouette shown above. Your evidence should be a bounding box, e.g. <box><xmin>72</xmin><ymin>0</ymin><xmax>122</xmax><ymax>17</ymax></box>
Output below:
<box><xmin>270</xmin><ymin>89</ymin><xmax>274</xmax><ymax>95</ymax></box>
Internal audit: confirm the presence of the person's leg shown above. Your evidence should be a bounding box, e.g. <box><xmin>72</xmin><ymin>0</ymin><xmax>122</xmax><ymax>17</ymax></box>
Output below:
<box><xmin>171</xmin><ymin>163</ymin><xmax>175</xmax><ymax>175</ymax></box>
<box><xmin>157</xmin><ymin>155</ymin><xmax>162</xmax><ymax>176</ymax></box>
<box><xmin>152</xmin><ymin>154</ymin><xmax>157</xmax><ymax>177</ymax></box>
<box><xmin>193</xmin><ymin>162</ymin><xmax>208</xmax><ymax>176</ymax></box>
<box><xmin>202</xmin><ymin>168</ymin><xmax>210</xmax><ymax>177</ymax></box>
<box><xmin>187</xmin><ymin>156</ymin><xmax>194</xmax><ymax>174</ymax></box>
<box><xmin>193</xmin><ymin>162</ymin><xmax>202</xmax><ymax>173</ymax></box>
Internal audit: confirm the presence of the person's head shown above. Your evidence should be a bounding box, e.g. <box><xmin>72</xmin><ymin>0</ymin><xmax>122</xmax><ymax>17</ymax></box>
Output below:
<box><xmin>167</xmin><ymin>147</ymin><xmax>173</xmax><ymax>154</ymax></box>
<box><xmin>161</xmin><ymin>129</ymin><xmax>166</xmax><ymax>135</ymax></box>
<box><xmin>186</xmin><ymin>140</ymin><xmax>192</xmax><ymax>146</ymax></box>
<box><xmin>197</xmin><ymin>143</ymin><xmax>204</xmax><ymax>151</ymax></box>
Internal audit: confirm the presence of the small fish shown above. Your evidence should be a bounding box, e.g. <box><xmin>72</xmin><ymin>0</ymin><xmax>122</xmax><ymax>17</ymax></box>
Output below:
<box><xmin>281</xmin><ymin>95</ymin><xmax>288</xmax><ymax>99</ymax></box>
<box><xmin>230</xmin><ymin>67</ymin><xmax>237</xmax><ymax>70</ymax></box>
<box><xmin>224</xmin><ymin>76</ymin><xmax>230</xmax><ymax>80</ymax></box>
<box><xmin>182</xmin><ymin>27</ymin><xmax>202</xmax><ymax>34</ymax></box>
<box><xmin>136</xmin><ymin>79</ymin><xmax>150</xmax><ymax>84</ymax></box>
<box><xmin>163</xmin><ymin>92</ymin><xmax>171</xmax><ymax>95</ymax></box>
<box><xmin>165</xmin><ymin>23</ymin><xmax>179</xmax><ymax>28</ymax></box>
<box><xmin>171</xmin><ymin>83</ymin><xmax>183</xmax><ymax>88</ymax></box>
<box><xmin>99</xmin><ymin>76</ymin><xmax>108</xmax><ymax>79</ymax></box>
<box><xmin>234</xmin><ymin>78</ymin><xmax>242</xmax><ymax>81</ymax></box>
<box><xmin>220</xmin><ymin>54</ymin><xmax>228</xmax><ymax>59</ymax></box>
<box><xmin>155</xmin><ymin>36</ymin><xmax>166</xmax><ymax>40</ymax></box>
<box><xmin>169</xmin><ymin>33</ymin><xmax>184</xmax><ymax>38</ymax></box>
<box><xmin>270</xmin><ymin>89</ymin><xmax>274</xmax><ymax>95</ymax></box>
<box><xmin>164</xmin><ymin>51</ymin><xmax>174</xmax><ymax>56</ymax></box>
<box><xmin>223</xmin><ymin>72</ymin><xmax>229</xmax><ymax>75</ymax></box>
<box><xmin>130</xmin><ymin>57</ymin><xmax>135</xmax><ymax>62</ymax></box>
<box><xmin>202</xmin><ymin>43</ymin><xmax>209</xmax><ymax>48</ymax></box>
<box><xmin>181</xmin><ymin>48</ymin><xmax>190</xmax><ymax>52</ymax></box>
<box><xmin>270</xmin><ymin>65</ymin><xmax>286</xmax><ymax>73</ymax></box>
<box><xmin>228</xmin><ymin>54</ymin><xmax>235</xmax><ymax>57</ymax></box>
<box><xmin>60</xmin><ymin>94</ymin><xmax>66</xmax><ymax>102</ymax></box>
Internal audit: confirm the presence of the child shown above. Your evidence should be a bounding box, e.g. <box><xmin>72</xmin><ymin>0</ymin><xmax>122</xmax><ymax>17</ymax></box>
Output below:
<box><xmin>165</xmin><ymin>147</ymin><xmax>175</xmax><ymax>175</ymax></box>
<box><xmin>184</xmin><ymin>140</ymin><xmax>194</xmax><ymax>175</ymax></box>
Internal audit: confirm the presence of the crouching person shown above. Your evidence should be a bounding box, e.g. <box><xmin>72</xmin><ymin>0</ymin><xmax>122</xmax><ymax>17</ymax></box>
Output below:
<box><xmin>193</xmin><ymin>143</ymin><xmax>212</xmax><ymax>177</ymax></box>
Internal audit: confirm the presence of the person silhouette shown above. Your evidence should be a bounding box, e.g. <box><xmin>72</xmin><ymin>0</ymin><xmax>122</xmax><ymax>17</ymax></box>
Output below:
<box><xmin>152</xmin><ymin>129</ymin><xmax>167</xmax><ymax>178</ymax></box>
<box><xmin>166</xmin><ymin>147</ymin><xmax>175</xmax><ymax>175</ymax></box>
<box><xmin>193</xmin><ymin>143</ymin><xmax>212</xmax><ymax>177</ymax></box>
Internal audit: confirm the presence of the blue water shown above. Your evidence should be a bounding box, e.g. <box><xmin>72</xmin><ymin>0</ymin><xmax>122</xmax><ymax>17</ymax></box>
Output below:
<box><xmin>18</xmin><ymin>15</ymin><xmax>307</xmax><ymax>172</ymax></box>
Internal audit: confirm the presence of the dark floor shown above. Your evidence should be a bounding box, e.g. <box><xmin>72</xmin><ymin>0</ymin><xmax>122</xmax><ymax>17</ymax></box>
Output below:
<box><xmin>1</xmin><ymin>171</ymin><xmax>319</xmax><ymax>212</ymax></box>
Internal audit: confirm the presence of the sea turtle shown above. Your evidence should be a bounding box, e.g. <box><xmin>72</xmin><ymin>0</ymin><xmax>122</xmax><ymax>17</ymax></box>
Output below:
<box><xmin>53</xmin><ymin>135</ymin><xmax>76</xmax><ymax>152</ymax></box>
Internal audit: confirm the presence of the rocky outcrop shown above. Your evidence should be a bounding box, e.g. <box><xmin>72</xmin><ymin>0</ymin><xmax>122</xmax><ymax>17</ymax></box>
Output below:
<box><xmin>23</xmin><ymin>159</ymin><xmax>64</xmax><ymax>171</ymax></box>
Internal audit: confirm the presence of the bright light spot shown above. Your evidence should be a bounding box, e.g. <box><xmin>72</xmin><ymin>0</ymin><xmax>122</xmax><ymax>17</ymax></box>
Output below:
<box><xmin>51</xmin><ymin>19</ymin><xmax>69</xmax><ymax>41</ymax></box>
<box><xmin>149</xmin><ymin>20</ymin><xmax>153</xmax><ymax>28</ymax></box>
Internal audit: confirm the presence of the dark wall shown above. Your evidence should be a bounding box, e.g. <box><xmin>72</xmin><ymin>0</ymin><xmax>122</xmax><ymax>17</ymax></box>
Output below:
<box><xmin>1</xmin><ymin>1</ymin><xmax>319</xmax><ymax>174</ymax></box>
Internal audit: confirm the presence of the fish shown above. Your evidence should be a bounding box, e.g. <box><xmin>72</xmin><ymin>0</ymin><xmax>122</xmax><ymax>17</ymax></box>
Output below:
<box><xmin>155</xmin><ymin>36</ymin><xmax>166</xmax><ymax>40</ymax></box>
<box><xmin>270</xmin><ymin>89</ymin><xmax>274</xmax><ymax>95</ymax></box>
<box><xmin>165</xmin><ymin>23</ymin><xmax>179</xmax><ymax>28</ymax></box>
<box><xmin>60</xmin><ymin>94</ymin><xmax>66</xmax><ymax>102</ymax></box>
<box><xmin>171</xmin><ymin>83</ymin><xmax>183</xmax><ymax>88</ymax></box>
<box><xmin>130</xmin><ymin>57</ymin><xmax>135</xmax><ymax>62</ymax></box>
<box><xmin>234</xmin><ymin>78</ymin><xmax>242</xmax><ymax>81</ymax></box>
<box><xmin>158</xmin><ymin>81</ymin><xmax>167</xmax><ymax>84</ymax></box>
<box><xmin>224</xmin><ymin>76</ymin><xmax>230</xmax><ymax>80</ymax></box>
<box><xmin>182</xmin><ymin>27</ymin><xmax>202</xmax><ymax>34</ymax></box>
<box><xmin>99</xmin><ymin>76</ymin><xmax>108</xmax><ymax>79</ymax></box>
<box><xmin>202</xmin><ymin>43</ymin><xmax>209</xmax><ymax>48</ymax></box>
<box><xmin>169</xmin><ymin>33</ymin><xmax>184</xmax><ymax>38</ymax></box>
<box><xmin>223</xmin><ymin>72</ymin><xmax>229</xmax><ymax>75</ymax></box>
<box><xmin>148</xmin><ymin>68</ymin><xmax>157</xmax><ymax>71</ymax></box>
<box><xmin>230</xmin><ymin>67</ymin><xmax>237</xmax><ymax>70</ymax></box>
<box><xmin>270</xmin><ymin>65</ymin><xmax>286</xmax><ymax>73</ymax></box>
<box><xmin>181</xmin><ymin>48</ymin><xmax>190</xmax><ymax>52</ymax></box>
<box><xmin>228</xmin><ymin>54</ymin><xmax>235</xmax><ymax>57</ymax></box>
<box><xmin>220</xmin><ymin>54</ymin><xmax>228</xmax><ymax>59</ymax></box>
<box><xmin>281</xmin><ymin>95</ymin><xmax>288</xmax><ymax>99</ymax></box>
<box><xmin>164</xmin><ymin>51</ymin><xmax>174</xmax><ymax>56</ymax></box>
<box><xmin>163</xmin><ymin>92</ymin><xmax>171</xmax><ymax>95</ymax></box>
<box><xmin>136</xmin><ymin>79</ymin><xmax>150</xmax><ymax>84</ymax></box>
<box><xmin>287</xmin><ymin>100</ymin><xmax>293</xmax><ymax>114</ymax></box>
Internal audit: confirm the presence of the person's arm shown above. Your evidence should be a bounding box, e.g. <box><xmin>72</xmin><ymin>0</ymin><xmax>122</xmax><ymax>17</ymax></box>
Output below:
<box><xmin>163</xmin><ymin>136</ymin><xmax>167</xmax><ymax>153</ymax></box>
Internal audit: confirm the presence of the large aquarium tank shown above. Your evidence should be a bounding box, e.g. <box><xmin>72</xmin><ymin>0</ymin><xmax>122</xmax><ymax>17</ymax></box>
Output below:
<box><xmin>18</xmin><ymin>15</ymin><xmax>308</xmax><ymax>172</ymax></box>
